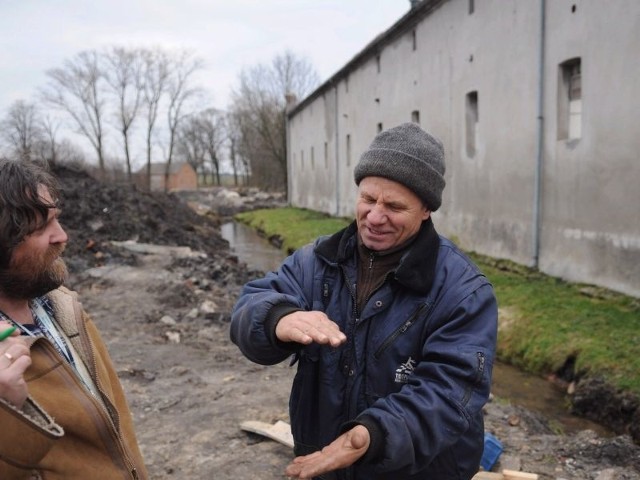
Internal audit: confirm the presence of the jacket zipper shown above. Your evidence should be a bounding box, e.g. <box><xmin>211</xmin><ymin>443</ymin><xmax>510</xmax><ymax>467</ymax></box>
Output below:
<box><xmin>373</xmin><ymin>303</ymin><xmax>428</xmax><ymax>359</ymax></box>
<box><xmin>461</xmin><ymin>352</ymin><xmax>486</xmax><ymax>406</ymax></box>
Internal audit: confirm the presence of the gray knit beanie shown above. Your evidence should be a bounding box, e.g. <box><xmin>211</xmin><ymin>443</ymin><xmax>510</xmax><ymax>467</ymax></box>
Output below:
<box><xmin>354</xmin><ymin>123</ymin><xmax>446</xmax><ymax>211</ymax></box>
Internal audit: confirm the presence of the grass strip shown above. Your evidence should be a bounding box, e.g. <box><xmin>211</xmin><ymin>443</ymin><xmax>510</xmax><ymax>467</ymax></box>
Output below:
<box><xmin>235</xmin><ymin>207</ymin><xmax>640</xmax><ymax>395</ymax></box>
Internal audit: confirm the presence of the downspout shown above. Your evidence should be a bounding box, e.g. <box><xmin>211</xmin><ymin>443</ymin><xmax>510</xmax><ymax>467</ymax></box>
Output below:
<box><xmin>334</xmin><ymin>82</ymin><xmax>341</xmax><ymax>216</ymax></box>
<box><xmin>285</xmin><ymin>110</ymin><xmax>292</xmax><ymax>206</ymax></box>
<box><xmin>532</xmin><ymin>0</ymin><xmax>546</xmax><ymax>268</ymax></box>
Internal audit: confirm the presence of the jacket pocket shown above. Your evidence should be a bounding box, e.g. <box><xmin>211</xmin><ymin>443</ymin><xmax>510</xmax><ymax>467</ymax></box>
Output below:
<box><xmin>373</xmin><ymin>303</ymin><xmax>429</xmax><ymax>360</ymax></box>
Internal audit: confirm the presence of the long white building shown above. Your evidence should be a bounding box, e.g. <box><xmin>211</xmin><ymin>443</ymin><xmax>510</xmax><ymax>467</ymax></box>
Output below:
<box><xmin>286</xmin><ymin>0</ymin><xmax>640</xmax><ymax>298</ymax></box>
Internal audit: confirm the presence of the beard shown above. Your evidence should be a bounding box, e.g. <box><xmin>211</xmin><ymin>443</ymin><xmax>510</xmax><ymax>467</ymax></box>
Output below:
<box><xmin>0</xmin><ymin>244</ymin><xmax>68</xmax><ymax>300</ymax></box>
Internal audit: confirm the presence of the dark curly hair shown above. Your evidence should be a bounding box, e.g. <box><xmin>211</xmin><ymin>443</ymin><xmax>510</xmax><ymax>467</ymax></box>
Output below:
<box><xmin>0</xmin><ymin>159</ymin><xmax>60</xmax><ymax>268</ymax></box>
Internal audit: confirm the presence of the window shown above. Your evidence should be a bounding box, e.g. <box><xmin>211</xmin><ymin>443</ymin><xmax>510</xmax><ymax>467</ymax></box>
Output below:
<box><xmin>377</xmin><ymin>122</ymin><xmax>383</xmax><ymax>133</ymax></box>
<box><xmin>469</xmin><ymin>0</ymin><xmax>474</xmax><ymax>14</ymax></box>
<box><xmin>465</xmin><ymin>91</ymin><xmax>479</xmax><ymax>157</ymax></box>
<box><xmin>411</xmin><ymin>110</ymin><xmax>420</xmax><ymax>125</ymax></box>
<box><xmin>324</xmin><ymin>142</ymin><xmax>329</xmax><ymax>169</ymax></box>
<box><xmin>558</xmin><ymin>58</ymin><xmax>582</xmax><ymax>140</ymax></box>
<box><xmin>300</xmin><ymin>149</ymin><xmax>304</xmax><ymax>170</ymax></box>
<box><xmin>412</xmin><ymin>30</ymin><xmax>417</xmax><ymax>51</ymax></box>
<box><xmin>310</xmin><ymin>146</ymin><xmax>315</xmax><ymax>170</ymax></box>
<box><xmin>346</xmin><ymin>134</ymin><xmax>352</xmax><ymax>166</ymax></box>
<box><xmin>376</xmin><ymin>55</ymin><xmax>381</xmax><ymax>74</ymax></box>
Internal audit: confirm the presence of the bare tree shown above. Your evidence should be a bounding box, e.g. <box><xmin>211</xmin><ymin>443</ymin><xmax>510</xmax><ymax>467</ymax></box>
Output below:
<box><xmin>229</xmin><ymin>50</ymin><xmax>320</xmax><ymax>192</ymax></box>
<box><xmin>140</xmin><ymin>47</ymin><xmax>170</xmax><ymax>190</ymax></box>
<box><xmin>226</xmin><ymin>110</ymin><xmax>250</xmax><ymax>187</ymax></box>
<box><xmin>56</xmin><ymin>138</ymin><xmax>88</xmax><ymax>166</ymax></box>
<box><xmin>0</xmin><ymin>100</ymin><xmax>43</xmax><ymax>161</ymax></box>
<box><xmin>176</xmin><ymin>108</ymin><xmax>225</xmax><ymax>186</ymax></box>
<box><xmin>176</xmin><ymin>114</ymin><xmax>206</xmax><ymax>180</ymax></box>
<box><xmin>104</xmin><ymin>46</ymin><xmax>144</xmax><ymax>180</ymax></box>
<box><xmin>163</xmin><ymin>49</ymin><xmax>203</xmax><ymax>191</ymax></box>
<box><xmin>41</xmin><ymin>50</ymin><xmax>109</xmax><ymax>173</ymax></box>
<box><xmin>33</xmin><ymin>114</ymin><xmax>61</xmax><ymax>164</ymax></box>
<box><xmin>198</xmin><ymin>108</ymin><xmax>226</xmax><ymax>185</ymax></box>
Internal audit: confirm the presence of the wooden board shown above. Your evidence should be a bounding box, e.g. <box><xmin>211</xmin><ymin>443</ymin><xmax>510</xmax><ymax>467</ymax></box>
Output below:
<box><xmin>503</xmin><ymin>469</ymin><xmax>539</xmax><ymax>480</ymax></box>
<box><xmin>473</xmin><ymin>472</ymin><xmax>504</xmax><ymax>479</ymax></box>
<box><xmin>240</xmin><ymin>420</ymin><xmax>294</xmax><ymax>448</ymax></box>
<box><xmin>473</xmin><ymin>471</ymin><xmax>539</xmax><ymax>480</ymax></box>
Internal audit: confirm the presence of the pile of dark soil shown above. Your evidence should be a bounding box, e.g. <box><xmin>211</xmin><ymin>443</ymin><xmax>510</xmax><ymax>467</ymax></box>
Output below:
<box><xmin>52</xmin><ymin>163</ymin><xmax>228</xmax><ymax>272</ymax></box>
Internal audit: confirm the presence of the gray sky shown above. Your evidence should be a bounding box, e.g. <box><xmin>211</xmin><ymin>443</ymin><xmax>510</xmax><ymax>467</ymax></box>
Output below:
<box><xmin>0</xmin><ymin>1</ymin><xmax>409</xmax><ymax>114</ymax></box>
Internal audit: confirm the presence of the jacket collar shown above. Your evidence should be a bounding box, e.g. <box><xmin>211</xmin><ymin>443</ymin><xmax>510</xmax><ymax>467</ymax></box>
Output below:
<box><xmin>315</xmin><ymin>218</ymin><xmax>440</xmax><ymax>294</ymax></box>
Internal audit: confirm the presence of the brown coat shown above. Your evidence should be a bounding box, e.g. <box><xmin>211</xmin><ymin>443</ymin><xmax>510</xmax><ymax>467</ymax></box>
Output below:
<box><xmin>0</xmin><ymin>287</ymin><xmax>148</xmax><ymax>479</ymax></box>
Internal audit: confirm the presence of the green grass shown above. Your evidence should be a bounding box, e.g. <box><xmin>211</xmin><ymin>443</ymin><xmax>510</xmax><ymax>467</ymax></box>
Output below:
<box><xmin>474</xmin><ymin>255</ymin><xmax>640</xmax><ymax>393</ymax></box>
<box><xmin>235</xmin><ymin>207</ymin><xmax>351</xmax><ymax>254</ymax></box>
<box><xmin>235</xmin><ymin>207</ymin><xmax>640</xmax><ymax>396</ymax></box>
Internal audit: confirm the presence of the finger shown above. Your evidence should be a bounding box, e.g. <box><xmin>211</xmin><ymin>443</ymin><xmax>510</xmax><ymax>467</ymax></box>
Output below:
<box><xmin>294</xmin><ymin>327</ymin><xmax>314</xmax><ymax>345</ymax></box>
<box><xmin>0</xmin><ymin>321</ymin><xmax>13</xmax><ymax>330</ymax></box>
<box><xmin>1</xmin><ymin>344</ymin><xmax>30</xmax><ymax>367</ymax></box>
<box><xmin>6</xmin><ymin>355</ymin><xmax>32</xmax><ymax>374</ymax></box>
<box><xmin>308</xmin><ymin>328</ymin><xmax>346</xmax><ymax>347</ymax></box>
<box><xmin>0</xmin><ymin>325</ymin><xmax>18</xmax><ymax>341</ymax></box>
<box><xmin>287</xmin><ymin>457</ymin><xmax>333</xmax><ymax>480</ymax></box>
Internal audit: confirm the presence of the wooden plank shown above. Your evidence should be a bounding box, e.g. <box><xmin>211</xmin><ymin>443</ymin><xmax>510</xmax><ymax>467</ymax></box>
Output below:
<box><xmin>472</xmin><ymin>472</ymin><xmax>504</xmax><ymax>480</ymax></box>
<box><xmin>472</xmin><ymin>469</ymin><xmax>540</xmax><ymax>480</ymax></box>
<box><xmin>240</xmin><ymin>420</ymin><xmax>294</xmax><ymax>448</ymax></box>
<box><xmin>502</xmin><ymin>469</ymin><xmax>539</xmax><ymax>480</ymax></box>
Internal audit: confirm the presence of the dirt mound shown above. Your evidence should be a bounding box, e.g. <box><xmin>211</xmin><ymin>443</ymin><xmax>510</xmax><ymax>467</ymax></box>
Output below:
<box><xmin>53</xmin><ymin>163</ymin><xmax>228</xmax><ymax>272</ymax></box>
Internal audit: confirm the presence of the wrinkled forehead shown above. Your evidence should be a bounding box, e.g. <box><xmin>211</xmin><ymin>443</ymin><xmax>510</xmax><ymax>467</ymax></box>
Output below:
<box><xmin>358</xmin><ymin>176</ymin><xmax>422</xmax><ymax>203</ymax></box>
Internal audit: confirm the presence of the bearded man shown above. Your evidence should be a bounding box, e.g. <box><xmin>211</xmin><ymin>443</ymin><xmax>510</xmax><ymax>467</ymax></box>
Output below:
<box><xmin>0</xmin><ymin>159</ymin><xmax>148</xmax><ymax>480</ymax></box>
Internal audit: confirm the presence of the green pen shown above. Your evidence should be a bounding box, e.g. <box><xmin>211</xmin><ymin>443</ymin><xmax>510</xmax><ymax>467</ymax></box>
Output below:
<box><xmin>0</xmin><ymin>326</ymin><xmax>17</xmax><ymax>341</ymax></box>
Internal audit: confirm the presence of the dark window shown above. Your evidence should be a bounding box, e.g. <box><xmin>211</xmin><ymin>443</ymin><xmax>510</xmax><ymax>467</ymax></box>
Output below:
<box><xmin>557</xmin><ymin>58</ymin><xmax>582</xmax><ymax>140</ymax></box>
<box><xmin>466</xmin><ymin>91</ymin><xmax>479</xmax><ymax>157</ymax></box>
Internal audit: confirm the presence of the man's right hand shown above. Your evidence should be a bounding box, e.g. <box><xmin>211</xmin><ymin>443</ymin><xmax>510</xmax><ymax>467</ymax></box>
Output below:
<box><xmin>0</xmin><ymin>322</ymin><xmax>31</xmax><ymax>408</ymax></box>
<box><xmin>276</xmin><ymin>311</ymin><xmax>346</xmax><ymax>348</ymax></box>
<box><xmin>285</xmin><ymin>424</ymin><xmax>371</xmax><ymax>479</ymax></box>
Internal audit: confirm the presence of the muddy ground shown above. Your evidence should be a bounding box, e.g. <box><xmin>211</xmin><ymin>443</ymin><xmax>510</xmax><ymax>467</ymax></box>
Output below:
<box><xmin>54</xmin><ymin>164</ymin><xmax>640</xmax><ymax>479</ymax></box>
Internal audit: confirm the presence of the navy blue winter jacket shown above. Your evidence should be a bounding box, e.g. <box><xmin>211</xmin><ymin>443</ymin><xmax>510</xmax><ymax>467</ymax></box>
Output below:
<box><xmin>230</xmin><ymin>219</ymin><xmax>498</xmax><ymax>479</ymax></box>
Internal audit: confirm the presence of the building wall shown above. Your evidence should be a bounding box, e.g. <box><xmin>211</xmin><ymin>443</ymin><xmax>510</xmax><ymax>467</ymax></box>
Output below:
<box><xmin>139</xmin><ymin>163</ymin><xmax>198</xmax><ymax>191</ymax></box>
<box><xmin>166</xmin><ymin>163</ymin><xmax>198</xmax><ymax>191</ymax></box>
<box><xmin>287</xmin><ymin>0</ymin><xmax>640</xmax><ymax>297</ymax></box>
<box><xmin>539</xmin><ymin>0</ymin><xmax>640</xmax><ymax>295</ymax></box>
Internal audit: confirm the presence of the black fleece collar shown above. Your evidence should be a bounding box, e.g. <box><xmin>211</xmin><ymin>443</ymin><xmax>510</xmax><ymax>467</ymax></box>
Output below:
<box><xmin>314</xmin><ymin>218</ymin><xmax>440</xmax><ymax>294</ymax></box>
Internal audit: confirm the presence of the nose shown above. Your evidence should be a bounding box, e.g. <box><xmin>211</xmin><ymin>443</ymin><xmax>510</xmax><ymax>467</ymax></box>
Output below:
<box><xmin>51</xmin><ymin>220</ymin><xmax>68</xmax><ymax>244</ymax></box>
<box><xmin>367</xmin><ymin>203</ymin><xmax>387</xmax><ymax>224</ymax></box>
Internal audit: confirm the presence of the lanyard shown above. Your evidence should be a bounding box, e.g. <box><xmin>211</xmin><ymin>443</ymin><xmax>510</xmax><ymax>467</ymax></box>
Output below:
<box><xmin>0</xmin><ymin>298</ymin><xmax>74</xmax><ymax>366</ymax></box>
<box><xmin>0</xmin><ymin>298</ymin><xmax>99</xmax><ymax>397</ymax></box>
<box><xmin>30</xmin><ymin>298</ymin><xmax>75</xmax><ymax>366</ymax></box>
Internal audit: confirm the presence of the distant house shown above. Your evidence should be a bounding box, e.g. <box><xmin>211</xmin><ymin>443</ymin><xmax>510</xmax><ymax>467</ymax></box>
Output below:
<box><xmin>135</xmin><ymin>162</ymin><xmax>198</xmax><ymax>192</ymax></box>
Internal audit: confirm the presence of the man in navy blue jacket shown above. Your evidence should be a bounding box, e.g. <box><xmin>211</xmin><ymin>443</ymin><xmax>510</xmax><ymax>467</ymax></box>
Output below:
<box><xmin>230</xmin><ymin>123</ymin><xmax>498</xmax><ymax>479</ymax></box>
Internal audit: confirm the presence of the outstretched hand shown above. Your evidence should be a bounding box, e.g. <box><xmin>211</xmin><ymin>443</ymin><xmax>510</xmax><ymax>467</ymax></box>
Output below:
<box><xmin>285</xmin><ymin>425</ymin><xmax>370</xmax><ymax>479</ymax></box>
<box><xmin>276</xmin><ymin>310</ymin><xmax>346</xmax><ymax>348</ymax></box>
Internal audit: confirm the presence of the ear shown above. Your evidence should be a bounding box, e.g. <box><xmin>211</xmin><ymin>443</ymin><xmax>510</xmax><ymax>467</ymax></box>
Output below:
<box><xmin>422</xmin><ymin>208</ymin><xmax>431</xmax><ymax>221</ymax></box>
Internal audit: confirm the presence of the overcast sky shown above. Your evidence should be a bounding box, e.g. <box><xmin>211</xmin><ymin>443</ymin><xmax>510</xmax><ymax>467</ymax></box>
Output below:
<box><xmin>0</xmin><ymin>1</ymin><xmax>410</xmax><ymax>115</ymax></box>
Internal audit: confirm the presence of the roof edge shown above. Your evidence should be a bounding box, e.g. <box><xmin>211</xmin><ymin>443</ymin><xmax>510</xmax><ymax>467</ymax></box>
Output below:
<box><xmin>287</xmin><ymin>0</ymin><xmax>448</xmax><ymax>119</ymax></box>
